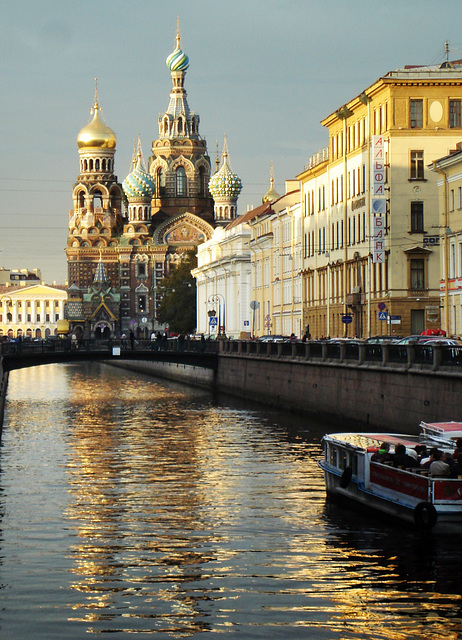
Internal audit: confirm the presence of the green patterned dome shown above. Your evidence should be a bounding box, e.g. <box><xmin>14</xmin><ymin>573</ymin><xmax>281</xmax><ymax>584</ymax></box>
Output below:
<box><xmin>166</xmin><ymin>43</ymin><xmax>189</xmax><ymax>72</ymax></box>
<box><xmin>209</xmin><ymin>143</ymin><xmax>242</xmax><ymax>200</ymax></box>
<box><xmin>123</xmin><ymin>156</ymin><xmax>155</xmax><ymax>201</ymax></box>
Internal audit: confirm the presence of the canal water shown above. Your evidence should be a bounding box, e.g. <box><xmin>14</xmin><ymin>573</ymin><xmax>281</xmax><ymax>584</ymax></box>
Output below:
<box><xmin>1</xmin><ymin>362</ymin><xmax>462</xmax><ymax>639</ymax></box>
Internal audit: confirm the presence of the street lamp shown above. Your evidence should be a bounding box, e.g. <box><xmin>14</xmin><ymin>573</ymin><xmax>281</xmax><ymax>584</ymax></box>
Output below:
<box><xmin>208</xmin><ymin>293</ymin><xmax>226</xmax><ymax>337</ymax></box>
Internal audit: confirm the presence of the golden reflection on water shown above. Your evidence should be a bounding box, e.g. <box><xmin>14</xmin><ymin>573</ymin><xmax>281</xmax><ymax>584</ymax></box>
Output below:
<box><xmin>2</xmin><ymin>363</ymin><xmax>462</xmax><ymax>638</ymax></box>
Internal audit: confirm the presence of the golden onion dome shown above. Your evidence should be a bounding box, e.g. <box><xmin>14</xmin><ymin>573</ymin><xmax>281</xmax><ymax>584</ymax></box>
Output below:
<box><xmin>77</xmin><ymin>102</ymin><xmax>116</xmax><ymax>150</ymax></box>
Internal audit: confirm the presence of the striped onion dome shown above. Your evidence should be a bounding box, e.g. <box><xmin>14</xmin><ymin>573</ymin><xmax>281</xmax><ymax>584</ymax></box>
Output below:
<box><xmin>122</xmin><ymin>154</ymin><xmax>155</xmax><ymax>201</ymax></box>
<box><xmin>166</xmin><ymin>32</ymin><xmax>189</xmax><ymax>72</ymax></box>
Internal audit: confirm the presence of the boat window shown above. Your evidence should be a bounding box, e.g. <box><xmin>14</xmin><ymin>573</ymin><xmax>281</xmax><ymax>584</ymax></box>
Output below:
<box><xmin>351</xmin><ymin>454</ymin><xmax>358</xmax><ymax>476</ymax></box>
<box><xmin>329</xmin><ymin>447</ymin><xmax>338</xmax><ymax>468</ymax></box>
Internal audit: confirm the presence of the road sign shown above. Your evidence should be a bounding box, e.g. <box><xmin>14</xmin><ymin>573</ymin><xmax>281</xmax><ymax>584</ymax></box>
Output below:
<box><xmin>342</xmin><ymin>315</ymin><xmax>353</xmax><ymax>324</ymax></box>
<box><xmin>378</xmin><ymin>302</ymin><xmax>386</xmax><ymax>311</ymax></box>
<box><xmin>209</xmin><ymin>317</ymin><xmax>218</xmax><ymax>326</ymax></box>
<box><xmin>378</xmin><ymin>311</ymin><xmax>388</xmax><ymax>321</ymax></box>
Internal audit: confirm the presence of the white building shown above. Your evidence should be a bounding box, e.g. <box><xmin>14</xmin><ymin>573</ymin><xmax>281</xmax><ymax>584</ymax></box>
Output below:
<box><xmin>0</xmin><ymin>284</ymin><xmax>67</xmax><ymax>340</ymax></box>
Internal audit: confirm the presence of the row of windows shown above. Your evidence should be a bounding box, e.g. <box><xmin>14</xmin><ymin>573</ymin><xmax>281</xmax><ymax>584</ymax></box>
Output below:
<box><xmin>449</xmin><ymin>186</ymin><xmax>462</xmax><ymax>212</ymax></box>
<box><xmin>154</xmin><ymin>167</ymin><xmax>209</xmax><ymax>198</ymax></box>
<box><xmin>1</xmin><ymin>313</ymin><xmax>60</xmax><ymax>323</ymax></box>
<box><xmin>305</xmin><ymin>260</ymin><xmax>388</xmax><ymax>305</ymax></box>
<box><xmin>305</xmin><ymin>200</ymin><xmax>424</xmax><ymax>258</ymax></box>
<box><xmin>304</xmin><ymin>256</ymin><xmax>426</xmax><ymax>302</ymax></box>
<box><xmin>305</xmin><ymin>213</ymin><xmax>369</xmax><ymax>257</ymax></box>
<box><xmin>411</xmin><ymin>99</ymin><xmax>462</xmax><ymax>128</ymax></box>
<box><xmin>306</xmin><ymin>151</ymin><xmax>425</xmax><ymax>217</ymax></box>
<box><xmin>80</xmin><ymin>158</ymin><xmax>114</xmax><ymax>173</ymax></box>
<box><xmin>332</xmin><ymin>100</ymin><xmax>462</xmax><ymax>161</ymax></box>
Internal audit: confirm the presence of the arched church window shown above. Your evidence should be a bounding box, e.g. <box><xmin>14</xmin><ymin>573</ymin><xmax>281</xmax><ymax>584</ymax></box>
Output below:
<box><xmin>89</xmin><ymin>159</ymin><xmax>94</xmax><ymax>171</ymax></box>
<box><xmin>102</xmin><ymin>159</ymin><xmax>106</xmax><ymax>172</ymax></box>
<box><xmin>157</xmin><ymin>168</ymin><xmax>166</xmax><ymax>196</ymax></box>
<box><xmin>176</xmin><ymin>166</ymin><xmax>187</xmax><ymax>197</ymax></box>
<box><xmin>78</xmin><ymin>191</ymin><xmax>85</xmax><ymax>209</ymax></box>
<box><xmin>178</xmin><ymin>118</ymin><xmax>183</xmax><ymax>134</ymax></box>
<box><xmin>95</xmin><ymin>159</ymin><xmax>100</xmax><ymax>172</ymax></box>
<box><xmin>198</xmin><ymin>167</ymin><xmax>207</xmax><ymax>196</ymax></box>
<box><xmin>93</xmin><ymin>190</ymin><xmax>103</xmax><ymax>209</ymax></box>
<box><xmin>163</xmin><ymin>117</ymin><xmax>169</xmax><ymax>136</ymax></box>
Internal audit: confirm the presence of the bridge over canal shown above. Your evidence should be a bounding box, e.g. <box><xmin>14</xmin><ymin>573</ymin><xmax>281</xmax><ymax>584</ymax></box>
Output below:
<box><xmin>2</xmin><ymin>338</ymin><xmax>462</xmax><ymax>432</ymax></box>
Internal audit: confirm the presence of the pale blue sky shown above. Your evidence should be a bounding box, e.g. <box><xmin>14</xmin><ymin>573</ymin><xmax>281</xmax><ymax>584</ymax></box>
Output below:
<box><xmin>1</xmin><ymin>0</ymin><xmax>462</xmax><ymax>283</ymax></box>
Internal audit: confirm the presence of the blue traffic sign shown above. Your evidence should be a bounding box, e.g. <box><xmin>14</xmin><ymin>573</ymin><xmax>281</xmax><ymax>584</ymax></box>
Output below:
<box><xmin>378</xmin><ymin>311</ymin><xmax>388</xmax><ymax>321</ymax></box>
<box><xmin>342</xmin><ymin>315</ymin><xmax>353</xmax><ymax>324</ymax></box>
<box><xmin>209</xmin><ymin>317</ymin><xmax>218</xmax><ymax>326</ymax></box>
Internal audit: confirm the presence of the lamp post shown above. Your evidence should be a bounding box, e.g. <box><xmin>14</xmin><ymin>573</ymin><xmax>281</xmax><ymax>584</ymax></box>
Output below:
<box><xmin>208</xmin><ymin>293</ymin><xmax>226</xmax><ymax>337</ymax></box>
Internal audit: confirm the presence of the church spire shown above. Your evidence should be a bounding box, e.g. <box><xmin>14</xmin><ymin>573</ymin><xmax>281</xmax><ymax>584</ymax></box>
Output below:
<box><xmin>262</xmin><ymin>161</ymin><xmax>280</xmax><ymax>203</ymax></box>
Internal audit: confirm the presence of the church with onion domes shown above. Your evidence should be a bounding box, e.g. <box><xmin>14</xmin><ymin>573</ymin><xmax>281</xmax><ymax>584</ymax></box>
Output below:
<box><xmin>65</xmin><ymin>22</ymin><xmax>241</xmax><ymax>339</ymax></box>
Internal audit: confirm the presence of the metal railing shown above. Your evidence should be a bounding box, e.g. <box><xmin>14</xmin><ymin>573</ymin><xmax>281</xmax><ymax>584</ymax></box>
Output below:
<box><xmin>0</xmin><ymin>337</ymin><xmax>220</xmax><ymax>358</ymax></box>
<box><xmin>219</xmin><ymin>340</ymin><xmax>462</xmax><ymax>373</ymax></box>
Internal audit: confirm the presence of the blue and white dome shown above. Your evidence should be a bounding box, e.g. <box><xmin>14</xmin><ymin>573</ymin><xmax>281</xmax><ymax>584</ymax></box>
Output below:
<box><xmin>166</xmin><ymin>36</ymin><xmax>189</xmax><ymax>72</ymax></box>
<box><xmin>122</xmin><ymin>155</ymin><xmax>155</xmax><ymax>201</ymax></box>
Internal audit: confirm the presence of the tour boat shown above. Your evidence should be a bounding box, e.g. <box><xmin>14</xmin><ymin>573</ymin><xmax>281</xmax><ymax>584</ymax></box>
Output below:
<box><xmin>318</xmin><ymin>422</ymin><xmax>462</xmax><ymax>531</ymax></box>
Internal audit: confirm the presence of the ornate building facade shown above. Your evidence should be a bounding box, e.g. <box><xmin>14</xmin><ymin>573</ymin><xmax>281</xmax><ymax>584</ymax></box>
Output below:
<box><xmin>299</xmin><ymin>60</ymin><xmax>462</xmax><ymax>339</ymax></box>
<box><xmin>66</xmin><ymin>26</ymin><xmax>215</xmax><ymax>339</ymax></box>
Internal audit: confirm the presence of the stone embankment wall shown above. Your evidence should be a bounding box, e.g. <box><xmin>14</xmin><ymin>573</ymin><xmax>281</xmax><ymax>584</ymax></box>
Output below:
<box><xmin>215</xmin><ymin>354</ymin><xmax>462</xmax><ymax>432</ymax></box>
<box><xmin>0</xmin><ymin>359</ymin><xmax>8</xmax><ymax>433</ymax></box>
<box><xmin>104</xmin><ymin>359</ymin><xmax>216</xmax><ymax>389</ymax></box>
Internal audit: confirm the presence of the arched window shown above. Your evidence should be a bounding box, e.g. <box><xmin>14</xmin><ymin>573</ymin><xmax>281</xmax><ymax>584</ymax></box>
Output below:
<box><xmin>178</xmin><ymin>118</ymin><xmax>183</xmax><ymax>134</ymax></box>
<box><xmin>95</xmin><ymin>159</ymin><xmax>100</xmax><ymax>171</ymax></box>
<box><xmin>198</xmin><ymin>167</ymin><xmax>207</xmax><ymax>196</ymax></box>
<box><xmin>102</xmin><ymin>159</ymin><xmax>106</xmax><ymax>172</ymax></box>
<box><xmin>89</xmin><ymin>159</ymin><xmax>94</xmax><ymax>171</ymax></box>
<box><xmin>78</xmin><ymin>191</ymin><xmax>85</xmax><ymax>209</ymax></box>
<box><xmin>93</xmin><ymin>190</ymin><xmax>103</xmax><ymax>209</ymax></box>
<box><xmin>176</xmin><ymin>166</ymin><xmax>187</xmax><ymax>196</ymax></box>
<box><xmin>157</xmin><ymin>168</ymin><xmax>166</xmax><ymax>196</ymax></box>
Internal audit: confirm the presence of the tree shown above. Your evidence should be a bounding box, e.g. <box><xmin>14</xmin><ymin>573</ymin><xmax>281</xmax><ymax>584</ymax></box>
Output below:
<box><xmin>156</xmin><ymin>251</ymin><xmax>197</xmax><ymax>334</ymax></box>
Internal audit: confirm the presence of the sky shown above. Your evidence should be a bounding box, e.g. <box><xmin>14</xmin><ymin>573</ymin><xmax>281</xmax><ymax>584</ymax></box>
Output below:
<box><xmin>1</xmin><ymin>0</ymin><xmax>462</xmax><ymax>284</ymax></box>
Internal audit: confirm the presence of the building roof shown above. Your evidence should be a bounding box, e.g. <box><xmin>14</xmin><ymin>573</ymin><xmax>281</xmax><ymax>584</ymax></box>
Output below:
<box><xmin>225</xmin><ymin>202</ymin><xmax>273</xmax><ymax>230</ymax></box>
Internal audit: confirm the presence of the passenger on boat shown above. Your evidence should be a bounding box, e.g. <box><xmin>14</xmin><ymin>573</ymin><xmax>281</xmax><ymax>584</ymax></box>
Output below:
<box><xmin>453</xmin><ymin>439</ymin><xmax>462</xmax><ymax>460</ymax></box>
<box><xmin>429</xmin><ymin>450</ymin><xmax>451</xmax><ymax>477</ymax></box>
<box><xmin>392</xmin><ymin>443</ymin><xmax>419</xmax><ymax>469</ymax></box>
<box><xmin>414</xmin><ymin>444</ymin><xmax>428</xmax><ymax>464</ymax></box>
<box><xmin>420</xmin><ymin>447</ymin><xmax>439</xmax><ymax>469</ymax></box>
<box><xmin>371</xmin><ymin>442</ymin><xmax>392</xmax><ymax>463</ymax></box>
<box><xmin>451</xmin><ymin>454</ymin><xmax>462</xmax><ymax>478</ymax></box>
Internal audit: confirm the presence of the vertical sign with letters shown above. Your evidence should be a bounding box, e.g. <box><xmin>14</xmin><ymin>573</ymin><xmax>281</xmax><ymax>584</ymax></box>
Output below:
<box><xmin>373</xmin><ymin>216</ymin><xmax>385</xmax><ymax>263</ymax></box>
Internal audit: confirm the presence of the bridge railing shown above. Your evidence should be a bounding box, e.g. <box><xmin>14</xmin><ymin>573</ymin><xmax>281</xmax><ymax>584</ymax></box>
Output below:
<box><xmin>0</xmin><ymin>337</ymin><xmax>220</xmax><ymax>357</ymax></box>
<box><xmin>219</xmin><ymin>340</ymin><xmax>462</xmax><ymax>373</ymax></box>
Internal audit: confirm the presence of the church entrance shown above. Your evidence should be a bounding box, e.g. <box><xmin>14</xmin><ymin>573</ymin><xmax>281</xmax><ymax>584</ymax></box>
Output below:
<box><xmin>95</xmin><ymin>326</ymin><xmax>111</xmax><ymax>339</ymax></box>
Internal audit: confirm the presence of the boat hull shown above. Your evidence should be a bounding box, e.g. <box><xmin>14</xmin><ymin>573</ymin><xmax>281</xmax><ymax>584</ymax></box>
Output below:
<box><xmin>320</xmin><ymin>461</ymin><xmax>462</xmax><ymax>532</ymax></box>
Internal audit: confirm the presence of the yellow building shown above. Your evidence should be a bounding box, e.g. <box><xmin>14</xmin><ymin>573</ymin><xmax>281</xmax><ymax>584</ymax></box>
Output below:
<box><xmin>298</xmin><ymin>60</ymin><xmax>462</xmax><ymax>339</ymax></box>
<box><xmin>0</xmin><ymin>284</ymin><xmax>67</xmax><ymax>340</ymax></box>
<box><xmin>248</xmin><ymin>182</ymin><xmax>301</xmax><ymax>337</ymax></box>
<box><xmin>430</xmin><ymin>142</ymin><xmax>462</xmax><ymax>336</ymax></box>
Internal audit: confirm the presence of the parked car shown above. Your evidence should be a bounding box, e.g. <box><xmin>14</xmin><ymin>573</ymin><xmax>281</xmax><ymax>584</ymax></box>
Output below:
<box><xmin>395</xmin><ymin>335</ymin><xmax>431</xmax><ymax>345</ymax></box>
<box><xmin>363</xmin><ymin>335</ymin><xmax>403</xmax><ymax>344</ymax></box>
<box><xmin>419</xmin><ymin>338</ymin><xmax>462</xmax><ymax>346</ymax></box>
<box><xmin>257</xmin><ymin>335</ymin><xmax>290</xmax><ymax>343</ymax></box>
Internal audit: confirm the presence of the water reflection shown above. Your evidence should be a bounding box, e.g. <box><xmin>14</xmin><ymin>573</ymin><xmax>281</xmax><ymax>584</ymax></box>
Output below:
<box><xmin>0</xmin><ymin>363</ymin><xmax>462</xmax><ymax>638</ymax></box>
